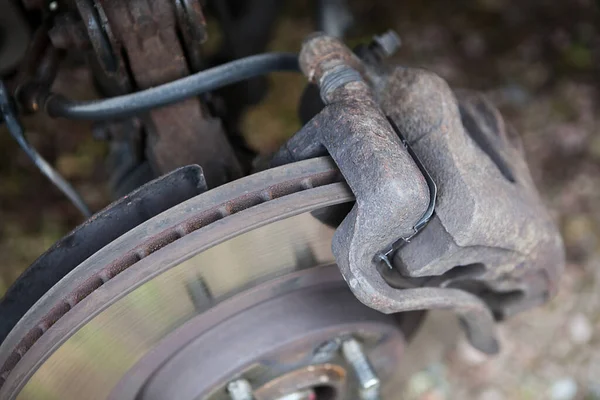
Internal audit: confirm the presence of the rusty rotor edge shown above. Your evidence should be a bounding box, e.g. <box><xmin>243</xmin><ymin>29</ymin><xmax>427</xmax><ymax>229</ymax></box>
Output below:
<box><xmin>0</xmin><ymin>157</ymin><xmax>344</xmax><ymax>386</ymax></box>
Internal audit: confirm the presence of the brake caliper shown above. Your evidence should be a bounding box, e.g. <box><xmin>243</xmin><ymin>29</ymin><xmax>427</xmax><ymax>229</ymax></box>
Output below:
<box><xmin>274</xmin><ymin>33</ymin><xmax>564</xmax><ymax>354</ymax></box>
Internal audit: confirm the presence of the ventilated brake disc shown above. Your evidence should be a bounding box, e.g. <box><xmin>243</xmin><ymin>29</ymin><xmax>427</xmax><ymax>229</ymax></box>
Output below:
<box><xmin>0</xmin><ymin>157</ymin><xmax>418</xmax><ymax>400</ymax></box>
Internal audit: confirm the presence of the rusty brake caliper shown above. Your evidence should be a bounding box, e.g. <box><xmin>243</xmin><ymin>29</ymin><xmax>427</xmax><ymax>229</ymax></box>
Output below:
<box><xmin>274</xmin><ymin>33</ymin><xmax>564</xmax><ymax>355</ymax></box>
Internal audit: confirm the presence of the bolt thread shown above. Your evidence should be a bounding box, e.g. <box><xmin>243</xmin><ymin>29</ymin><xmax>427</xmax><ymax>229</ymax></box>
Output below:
<box><xmin>342</xmin><ymin>338</ymin><xmax>380</xmax><ymax>398</ymax></box>
<box><xmin>318</xmin><ymin>65</ymin><xmax>362</xmax><ymax>103</ymax></box>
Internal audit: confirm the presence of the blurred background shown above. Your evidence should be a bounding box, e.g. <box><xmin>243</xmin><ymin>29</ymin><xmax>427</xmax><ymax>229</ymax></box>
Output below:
<box><xmin>1</xmin><ymin>1</ymin><xmax>599</xmax><ymax>399</ymax></box>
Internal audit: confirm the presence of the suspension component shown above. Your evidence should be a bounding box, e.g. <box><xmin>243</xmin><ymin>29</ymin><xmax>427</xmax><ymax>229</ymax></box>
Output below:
<box><xmin>35</xmin><ymin>0</ymin><xmax>242</xmax><ymax>189</ymax></box>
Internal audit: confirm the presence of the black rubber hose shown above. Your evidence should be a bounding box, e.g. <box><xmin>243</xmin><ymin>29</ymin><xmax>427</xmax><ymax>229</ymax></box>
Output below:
<box><xmin>45</xmin><ymin>52</ymin><xmax>300</xmax><ymax>120</ymax></box>
<box><xmin>0</xmin><ymin>80</ymin><xmax>91</xmax><ymax>218</ymax></box>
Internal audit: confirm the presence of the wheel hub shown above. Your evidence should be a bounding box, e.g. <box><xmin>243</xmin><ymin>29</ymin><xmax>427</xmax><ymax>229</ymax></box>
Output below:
<box><xmin>123</xmin><ymin>267</ymin><xmax>404</xmax><ymax>400</ymax></box>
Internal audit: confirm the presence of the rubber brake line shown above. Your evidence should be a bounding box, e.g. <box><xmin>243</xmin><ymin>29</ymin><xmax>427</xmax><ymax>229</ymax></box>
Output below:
<box><xmin>45</xmin><ymin>53</ymin><xmax>300</xmax><ymax>120</ymax></box>
<box><xmin>1</xmin><ymin>52</ymin><xmax>300</xmax><ymax>217</ymax></box>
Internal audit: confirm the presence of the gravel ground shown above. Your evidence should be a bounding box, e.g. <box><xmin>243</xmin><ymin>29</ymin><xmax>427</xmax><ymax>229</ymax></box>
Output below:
<box><xmin>1</xmin><ymin>1</ymin><xmax>599</xmax><ymax>399</ymax></box>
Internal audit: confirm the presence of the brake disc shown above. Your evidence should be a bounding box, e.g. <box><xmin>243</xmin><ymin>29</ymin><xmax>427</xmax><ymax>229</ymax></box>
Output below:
<box><xmin>0</xmin><ymin>157</ymin><xmax>418</xmax><ymax>400</ymax></box>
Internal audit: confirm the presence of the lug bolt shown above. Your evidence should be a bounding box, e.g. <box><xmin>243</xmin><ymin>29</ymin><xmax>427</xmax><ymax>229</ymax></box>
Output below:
<box><xmin>227</xmin><ymin>379</ymin><xmax>254</xmax><ymax>400</ymax></box>
<box><xmin>341</xmin><ymin>338</ymin><xmax>380</xmax><ymax>400</ymax></box>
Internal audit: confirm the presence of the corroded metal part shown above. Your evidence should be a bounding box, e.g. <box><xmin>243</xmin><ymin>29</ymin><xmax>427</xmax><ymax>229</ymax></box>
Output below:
<box><xmin>47</xmin><ymin>0</ymin><xmax>241</xmax><ymax>187</ymax></box>
<box><xmin>0</xmin><ymin>165</ymin><xmax>208</xmax><ymax>346</ymax></box>
<box><xmin>253</xmin><ymin>364</ymin><xmax>345</xmax><ymax>400</ymax></box>
<box><xmin>1</xmin><ymin>24</ymin><xmax>564</xmax><ymax>398</ymax></box>
<box><xmin>299</xmin><ymin>32</ymin><xmax>365</xmax><ymax>90</ymax></box>
<box><xmin>280</xmin><ymin>33</ymin><xmax>432</xmax><ymax>315</ymax></box>
<box><xmin>132</xmin><ymin>279</ymin><xmax>401</xmax><ymax>400</ymax></box>
<box><xmin>272</xmin><ymin>34</ymin><xmax>499</xmax><ymax>354</ymax></box>
<box><xmin>0</xmin><ymin>157</ymin><xmax>342</xmax><ymax>392</ymax></box>
<box><xmin>275</xmin><ymin>32</ymin><xmax>562</xmax><ymax>352</ymax></box>
<box><xmin>0</xmin><ymin>157</ymin><xmax>415</xmax><ymax>399</ymax></box>
<box><xmin>374</xmin><ymin>67</ymin><xmax>564</xmax><ymax>318</ymax></box>
<box><xmin>98</xmin><ymin>0</ymin><xmax>242</xmax><ymax>186</ymax></box>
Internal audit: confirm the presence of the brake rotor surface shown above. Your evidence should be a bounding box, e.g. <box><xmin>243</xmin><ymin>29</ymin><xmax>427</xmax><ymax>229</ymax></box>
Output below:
<box><xmin>0</xmin><ymin>158</ymin><xmax>412</xmax><ymax>400</ymax></box>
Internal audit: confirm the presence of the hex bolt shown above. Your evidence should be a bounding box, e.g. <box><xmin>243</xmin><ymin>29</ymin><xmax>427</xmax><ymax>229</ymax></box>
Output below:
<box><xmin>372</xmin><ymin>30</ymin><xmax>402</xmax><ymax>58</ymax></box>
<box><xmin>227</xmin><ymin>379</ymin><xmax>254</xmax><ymax>400</ymax></box>
<box><xmin>341</xmin><ymin>338</ymin><xmax>380</xmax><ymax>400</ymax></box>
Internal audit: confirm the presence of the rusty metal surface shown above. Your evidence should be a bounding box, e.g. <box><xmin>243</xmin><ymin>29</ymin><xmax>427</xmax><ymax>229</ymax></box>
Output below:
<box><xmin>46</xmin><ymin>0</ymin><xmax>241</xmax><ymax>187</ymax></box>
<box><xmin>1</xmin><ymin>19</ymin><xmax>565</xmax><ymax>394</ymax></box>
<box><xmin>0</xmin><ymin>165</ymin><xmax>208</xmax><ymax>347</ymax></box>
<box><xmin>373</xmin><ymin>67</ymin><xmax>564</xmax><ymax>319</ymax></box>
<box><xmin>253</xmin><ymin>364</ymin><xmax>346</xmax><ymax>400</ymax></box>
<box><xmin>109</xmin><ymin>267</ymin><xmax>354</xmax><ymax>400</ymax></box>
<box><xmin>276</xmin><ymin>34</ymin><xmax>431</xmax><ymax>314</ymax></box>
<box><xmin>3</xmin><ymin>203</ymin><xmax>346</xmax><ymax>399</ymax></box>
<box><xmin>297</xmin><ymin>33</ymin><xmax>364</xmax><ymax>88</ymax></box>
<box><xmin>0</xmin><ymin>155</ymin><xmax>500</xmax><ymax>398</ymax></box>
<box><xmin>98</xmin><ymin>0</ymin><xmax>242</xmax><ymax>187</ymax></box>
<box><xmin>254</xmin><ymin>364</ymin><xmax>346</xmax><ymax>400</ymax></box>
<box><xmin>132</xmin><ymin>278</ymin><xmax>402</xmax><ymax>400</ymax></box>
<box><xmin>272</xmin><ymin>34</ymin><xmax>499</xmax><ymax>354</ymax></box>
<box><xmin>268</xmin><ymin>32</ymin><xmax>564</xmax><ymax>355</ymax></box>
<box><xmin>0</xmin><ymin>165</ymin><xmax>360</xmax><ymax>398</ymax></box>
<box><xmin>0</xmin><ymin>157</ymin><xmax>345</xmax><ymax>396</ymax></box>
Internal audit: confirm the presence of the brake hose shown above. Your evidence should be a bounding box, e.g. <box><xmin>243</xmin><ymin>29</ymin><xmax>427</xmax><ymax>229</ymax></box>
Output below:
<box><xmin>0</xmin><ymin>80</ymin><xmax>92</xmax><ymax>218</ymax></box>
<box><xmin>1</xmin><ymin>52</ymin><xmax>299</xmax><ymax>217</ymax></box>
<box><xmin>45</xmin><ymin>52</ymin><xmax>300</xmax><ymax>120</ymax></box>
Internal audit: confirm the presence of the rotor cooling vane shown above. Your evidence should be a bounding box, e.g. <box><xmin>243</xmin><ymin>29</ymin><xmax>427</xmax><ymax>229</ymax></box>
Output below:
<box><xmin>0</xmin><ymin>1</ymin><xmax>564</xmax><ymax>399</ymax></box>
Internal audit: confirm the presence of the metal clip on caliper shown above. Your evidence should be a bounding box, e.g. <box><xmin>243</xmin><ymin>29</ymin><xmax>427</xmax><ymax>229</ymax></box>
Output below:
<box><xmin>273</xmin><ymin>33</ymin><xmax>564</xmax><ymax>355</ymax></box>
